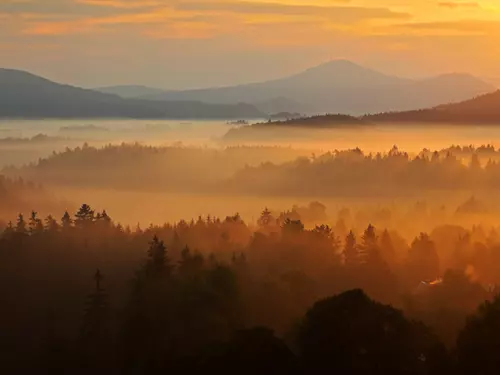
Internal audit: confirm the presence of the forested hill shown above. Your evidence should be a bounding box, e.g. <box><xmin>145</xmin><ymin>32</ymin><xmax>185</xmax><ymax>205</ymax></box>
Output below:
<box><xmin>255</xmin><ymin>114</ymin><xmax>367</xmax><ymax>127</ymax></box>
<box><xmin>224</xmin><ymin>114</ymin><xmax>367</xmax><ymax>141</ymax></box>
<box><xmin>365</xmin><ymin>90</ymin><xmax>500</xmax><ymax>124</ymax></box>
<box><xmin>0</xmin><ymin>69</ymin><xmax>265</xmax><ymax>119</ymax></box>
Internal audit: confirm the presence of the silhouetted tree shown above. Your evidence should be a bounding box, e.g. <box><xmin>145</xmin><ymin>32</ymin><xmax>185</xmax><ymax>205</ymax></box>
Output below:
<box><xmin>61</xmin><ymin>210</ymin><xmax>73</xmax><ymax>229</ymax></box>
<box><xmin>257</xmin><ymin>207</ymin><xmax>274</xmax><ymax>228</ymax></box>
<box><xmin>457</xmin><ymin>295</ymin><xmax>500</xmax><ymax>375</ymax></box>
<box><xmin>409</xmin><ymin>233</ymin><xmax>440</xmax><ymax>283</ymax></box>
<box><xmin>75</xmin><ymin>204</ymin><xmax>94</xmax><ymax>228</ymax></box>
<box><xmin>343</xmin><ymin>231</ymin><xmax>358</xmax><ymax>267</ymax></box>
<box><xmin>360</xmin><ymin>224</ymin><xmax>381</xmax><ymax>265</ymax></box>
<box><xmin>2</xmin><ymin>220</ymin><xmax>14</xmax><ymax>239</ymax></box>
<box><xmin>146</xmin><ymin>235</ymin><xmax>171</xmax><ymax>279</ymax></box>
<box><xmin>380</xmin><ymin>229</ymin><xmax>396</xmax><ymax>266</ymax></box>
<box><xmin>178</xmin><ymin>246</ymin><xmax>204</xmax><ymax>280</ymax></box>
<box><xmin>29</xmin><ymin>211</ymin><xmax>43</xmax><ymax>235</ymax></box>
<box><xmin>201</xmin><ymin>327</ymin><xmax>301</xmax><ymax>374</ymax></box>
<box><xmin>282</xmin><ymin>218</ymin><xmax>304</xmax><ymax>234</ymax></box>
<box><xmin>298</xmin><ymin>289</ymin><xmax>448</xmax><ymax>375</ymax></box>
<box><xmin>15</xmin><ymin>213</ymin><xmax>27</xmax><ymax>235</ymax></box>
<box><xmin>78</xmin><ymin>269</ymin><xmax>112</xmax><ymax>374</ymax></box>
<box><xmin>44</xmin><ymin>215</ymin><xmax>59</xmax><ymax>232</ymax></box>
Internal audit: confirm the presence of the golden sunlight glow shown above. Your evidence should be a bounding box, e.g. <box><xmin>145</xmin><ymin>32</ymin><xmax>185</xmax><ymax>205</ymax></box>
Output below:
<box><xmin>2</xmin><ymin>0</ymin><xmax>500</xmax><ymax>86</ymax></box>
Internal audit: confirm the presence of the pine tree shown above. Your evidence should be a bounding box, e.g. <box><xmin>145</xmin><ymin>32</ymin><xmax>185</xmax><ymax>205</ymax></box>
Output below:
<box><xmin>282</xmin><ymin>218</ymin><xmax>304</xmax><ymax>234</ymax></box>
<box><xmin>61</xmin><ymin>211</ymin><xmax>73</xmax><ymax>230</ymax></box>
<box><xmin>75</xmin><ymin>204</ymin><xmax>95</xmax><ymax>228</ymax></box>
<box><xmin>79</xmin><ymin>269</ymin><xmax>112</xmax><ymax>373</ymax></box>
<box><xmin>343</xmin><ymin>231</ymin><xmax>358</xmax><ymax>267</ymax></box>
<box><xmin>29</xmin><ymin>211</ymin><xmax>44</xmax><ymax>235</ymax></box>
<box><xmin>135</xmin><ymin>223</ymin><xmax>143</xmax><ymax>234</ymax></box>
<box><xmin>146</xmin><ymin>235</ymin><xmax>171</xmax><ymax>278</ymax></box>
<box><xmin>15</xmin><ymin>213</ymin><xmax>28</xmax><ymax>235</ymax></box>
<box><xmin>409</xmin><ymin>233</ymin><xmax>440</xmax><ymax>282</ymax></box>
<box><xmin>44</xmin><ymin>215</ymin><xmax>60</xmax><ymax>232</ymax></box>
<box><xmin>360</xmin><ymin>224</ymin><xmax>381</xmax><ymax>265</ymax></box>
<box><xmin>380</xmin><ymin>229</ymin><xmax>396</xmax><ymax>266</ymax></box>
<box><xmin>258</xmin><ymin>207</ymin><xmax>274</xmax><ymax>227</ymax></box>
<box><xmin>179</xmin><ymin>246</ymin><xmax>204</xmax><ymax>280</ymax></box>
<box><xmin>101</xmin><ymin>210</ymin><xmax>111</xmax><ymax>224</ymax></box>
<box><xmin>2</xmin><ymin>221</ymin><xmax>14</xmax><ymax>239</ymax></box>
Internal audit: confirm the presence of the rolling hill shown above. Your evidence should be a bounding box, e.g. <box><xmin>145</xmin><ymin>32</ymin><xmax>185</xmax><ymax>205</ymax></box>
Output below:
<box><xmin>138</xmin><ymin>60</ymin><xmax>495</xmax><ymax>115</ymax></box>
<box><xmin>95</xmin><ymin>85</ymin><xmax>165</xmax><ymax>98</ymax></box>
<box><xmin>365</xmin><ymin>90</ymin><xmax>500</xmax><ymax>124</ymax></box>
<box><xmin>0</xmin><ymin>69</ymin><xmax>264</xmax><ymax>119</ymax></box>
<box><xmin>223</xmin><ymin>114</ymin><xmax>368</xmax><ymax>142</ymax></box>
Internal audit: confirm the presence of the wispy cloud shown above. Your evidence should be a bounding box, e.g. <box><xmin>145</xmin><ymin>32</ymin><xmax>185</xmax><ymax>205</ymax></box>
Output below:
<box><xmin>385</xmin><ymin>19</ymin><xmax>500</xmax><ymax>36</ymax></box>
<box><xmin>14</xmin><ymin>0</ymin><xmax>412</xmax><ymax>38</ymax></box>
<box><xmin>76</xmin><ymin>0</ymin><xmax>164</xmax><ymax>9</ymax></box>
<box><xmin>177</xmin><ymin>1</ymin><xmax>411</xmax><ymax>21</ymax></box>
<box><xmin>438</xmin><ymin>2</ymin><xmax>481</xmax><ymax>9</ymax></box>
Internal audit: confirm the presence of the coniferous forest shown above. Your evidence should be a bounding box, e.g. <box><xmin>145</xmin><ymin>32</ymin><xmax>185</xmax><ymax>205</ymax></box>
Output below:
<box><xmin>2</xmin><ymin>202</ymin><xmax>500</xmax><ymax>374</ymax></box>
<box><xmin>5</xmin><ymin>4</ymin><xmax>500</xmax><ymax>373</ymax></box>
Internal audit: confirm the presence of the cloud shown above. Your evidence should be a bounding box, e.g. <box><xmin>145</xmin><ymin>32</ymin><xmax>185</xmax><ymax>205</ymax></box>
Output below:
<box><xmin>177</xmin><ymin>1</ymin><xmax>411</xmax><ymax>22</ymax></box>
<box><xmin>438</xmin><ymin>2</ymin><xmax>481</xmax><ymax>9</ymax></box>
<box><xmin>76</xmin><ymin>0</ymin><xmax>164</xmax><ymax>9</ymax></box>
<box><xmin>11</xmin><ymin>0</ymin><xmax>412</xmax><ymax>39</ymax></box>
<box><xmin>18</xmin><ymin>6</ymin><xmax>222</xmax><ymax>38</ymax></box>
<box><xmin>0</xmin><ymin>0</ymin><xmax>156</xmax><ymax>15</ymax></box>
<box><xmin>386</xmin><ymin>19</ymin><xmax>500</xmax><ymax>36</ymax></box>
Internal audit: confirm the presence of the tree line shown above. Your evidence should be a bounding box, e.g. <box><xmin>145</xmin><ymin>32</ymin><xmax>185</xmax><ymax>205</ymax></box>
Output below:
<box><xmin>9</xmin><ymin>143</ymin><xmax>500</xmax><ymax>196</ymax></box>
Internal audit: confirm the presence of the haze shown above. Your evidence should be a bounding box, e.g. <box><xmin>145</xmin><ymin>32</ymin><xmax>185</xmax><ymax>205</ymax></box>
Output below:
<box><xmin>2</xmin><ymin>0</ymin><xmax>500</xmax><ymax>88</ymax></box>
<box><xmin>5</xmin><ymin>1</ymin><xmax>500</xmax><ymax>374</ymax></box>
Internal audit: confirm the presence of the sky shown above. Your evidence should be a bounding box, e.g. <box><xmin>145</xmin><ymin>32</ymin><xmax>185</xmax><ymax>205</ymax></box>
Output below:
<box><xmin>1</xmin><ymin>0</ymin><xmax>500</xmax><ymax>89</ymax></box>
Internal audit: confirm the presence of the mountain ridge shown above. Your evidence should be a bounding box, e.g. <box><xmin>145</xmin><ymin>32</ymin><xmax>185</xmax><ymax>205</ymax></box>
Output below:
<box><xmin>137</xmin><ymin>60</ymin><xmax>494</xmax><ymax>115</ymax></box>
<box><xmin>0</xmin><ymin>69</ymin><xmax>265</xmax><ymax>119</ymax></box>
<box><xmin>365</xmin><ymin>90</ymin><xmax>500</xmax><ymax>124</ymax></box>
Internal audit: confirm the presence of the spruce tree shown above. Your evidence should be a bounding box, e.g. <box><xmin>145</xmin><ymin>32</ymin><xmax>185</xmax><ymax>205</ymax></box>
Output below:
<box><xmin>61</xmin><ymin>211</ymin><xmax>73</xmax><ymax>230</ymax></box>
<box><xmin>343</xmin><ymin>231</ymin><xmax>358</xmax><ymax>267</ymax></box>
<box><xmin>79</xmin><ymin>269</ymin><xmax>112</xmax><ymax>373</ymax></box>
<box><xmin>146</xmin><ymin>235</ymin><xmax>171</xmax><ymax>279</ymax></box>
<box><xmin>29</xmin><ymin>211</ymin><xmax>44</xmax><ymax>235</ymax></box>
<box><xmin>75</xmin><ymin>204</ymin><xmax>95</xmax><ymax>228</ymax></box>
<box><xmin>15</xmin><ymin>213</ymin><xmax>28</xmax><ymax>235</ymax></box>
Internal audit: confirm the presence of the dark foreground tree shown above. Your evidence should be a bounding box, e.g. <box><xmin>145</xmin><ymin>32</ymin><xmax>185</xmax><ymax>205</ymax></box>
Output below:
<box><xmin>297</xmin><ymin>289</ymin><xmax>449</xmax><ymax>375</ymax></box>
<box><xmin>78</xmin><ymin>269</ymin><xmax>113</xmax><ymax>374</ymax></box>
<box><xmin>457</xmin><ymin>295</ymin><xmax>500</xmax><ymax>375</ymax></box>
<box><xmin>200</xmin><ymin>327</ymin><xmax>301</xmax><ymax>375</ymax></box>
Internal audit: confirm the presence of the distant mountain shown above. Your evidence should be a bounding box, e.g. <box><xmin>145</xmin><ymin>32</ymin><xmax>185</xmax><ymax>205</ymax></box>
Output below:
<box><xmin>252</xmin><ymin>97</ymin><xmax>312</xmax><ymax>115</ymax></box>
<box><xmin>0</xmin><ymin>69</ymin><xmax>264</xmax><ymax>119</ymax></box>
<box><xmin>95</xmin><ymin>85</ymin><xmax>165</xmax><ymax>98</ymax></box>
<box><xmin>365</xmin><ymin>90</ymin><xmax>500</xmax><ymax>124</ymax></box>
<box><xmin>482</xmin><ymin>76</ymin><xmax>500</xmax><ymax>88</ymax></box>
<box><xmin>141</xmin><ymin>60</ymin><xmax>494</xmax><ymax>115</ymax></box>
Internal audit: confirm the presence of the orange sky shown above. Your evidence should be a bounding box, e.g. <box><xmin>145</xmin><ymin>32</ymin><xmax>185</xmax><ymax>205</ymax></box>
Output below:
<box><xmin>1</xmin><ymin>0</ymin><xmax>499</xmax><ymax>88</ymax></box>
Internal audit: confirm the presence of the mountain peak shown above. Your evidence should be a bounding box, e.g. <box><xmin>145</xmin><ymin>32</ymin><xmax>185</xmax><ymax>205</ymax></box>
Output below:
<box><xmin>419</xmin><ymin>73</ymin><xmax>494</xmax><ymax>91</ymax></box>
<box><xmin>0</xmin><ymin>68</ymin><xmax>264</xmax><ymax>119</ymax></box>
<box><xmin>285</xmin><ymin>59</ymin><xmax>407</xmax><ymax>88</ymax></box>
<box><xmin>303</xmin><ymin>59</ymin><xmax>368</xmax><ymax>74</ymax></box>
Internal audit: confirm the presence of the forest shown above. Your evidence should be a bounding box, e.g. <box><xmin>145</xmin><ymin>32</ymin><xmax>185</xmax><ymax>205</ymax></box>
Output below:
<box><xmin>6</xmin><ymin>2</ymin><xmax>500</xmax><ymax>373</ymax></box>
<box><xmin>8</xmin><ymin>143</ymin><xmax>500</xmax><ymax>195</ymax></box>
<box><xmin>4</xmin><ymin>142</ymin><xmax>500</xmax><ymax>374</ymax></box>
<box><xmin>2</xmin><ymin>203</ymin><xmax>500</xmax><ymax>374</ymax></box>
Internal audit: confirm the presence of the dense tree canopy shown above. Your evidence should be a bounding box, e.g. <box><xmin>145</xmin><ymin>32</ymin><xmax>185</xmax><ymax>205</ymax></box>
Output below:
<box><xmin>0</xmin><ymin>203</ymin><xmax>499</xmax><ymax>374</ymax></box>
